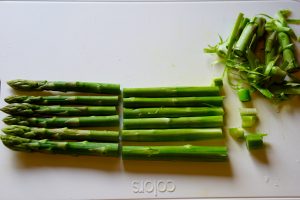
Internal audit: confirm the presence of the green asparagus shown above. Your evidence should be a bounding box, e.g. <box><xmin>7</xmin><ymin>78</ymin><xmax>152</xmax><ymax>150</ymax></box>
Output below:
<box><xmin>1</xmin><ymin>135</ymin><xmax>119</xmax><ymax>157</ymax></box>
<box><xmin>123</xmin><ymin>96</ymin><xmax>223</xmax><ymax>108</ymax></box>
<box><xmin>2</xmin><ymin>125</ymin><xmax>119</xmax><ymax>142</ymax></box>
<box><xmin>3</xmin><ymin>115</ymin><xmax>119</xmax><ymax>128</ymax></box>
<box><xmin>123</xmin><ymin>86</ymin><xmax>220</xmax><ymax>97</ymax></box>
<box><xmin>233</xmin><ymin>21</ymin><xmax>257</xmax><ymax>56</ymax></box>
<box><xmin>229</xmin><ymin>128</ymin><xmax>245</xmax><ymax>140</ymax></box>
<box><xmin>7</xmin><ymin>79</ymin><xmax>120</xmax><ymax>94</ymax></box>
<box><xmin>122</xmin><ymin>128</ymin><xmax>223</xmax><ymax>142</ymax></box>
<box><xmin>5</xmin><ymin>95</ymin><xmax>119</xmax><ymax>106</ymax></box>
<box><xmin>278</xmin><ymin>32</ymin><xmax>298</xmax><ymax>72</ymax></box>
<box><xmin>245</xmin><ymin>133</ymin><xmax>267</xmax><ymax>149</ymax></box>
<box><xmin>237</xmin><ymin>88</ymin><xmax>251</xmax><ymax>102</ymax></box>
<box><xmin>123</xmin><ymin>116</ymin><xmax>223</xmax><ymax>129</ymax></box>
<box><xmin>241</xmin><ymin>115</ymin><xmax>257</xmax><ymax>128</ymax></box>
<box><xmin>124</xmin><ymin>107</ymin><xmax>224</xmax><ymax>118</ymax></box>
<box><xmin>1</xmin><ymin>103</ymin><xmax>117</xmax><ymax>116</ymax></box>
<box><xmin>122</xmin><ymin>145</ymin><xmax>228</xmax><ymax>161</ymax></box>
<box><xmin>205</xmin><ymin>10</ymin><xmax>300</xmax><ymax>102</ymax></box>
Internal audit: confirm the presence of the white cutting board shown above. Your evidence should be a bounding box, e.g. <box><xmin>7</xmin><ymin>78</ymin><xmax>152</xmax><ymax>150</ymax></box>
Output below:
<box><xmin>0</xmin><ymin>1</ymin><xmax>300</xmax><ymax>199</ymax></box>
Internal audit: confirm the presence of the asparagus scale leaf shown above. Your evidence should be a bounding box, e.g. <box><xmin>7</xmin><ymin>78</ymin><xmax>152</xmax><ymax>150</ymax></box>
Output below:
<box><xmin>0</xmin><ymin>135</ymin><xmax>119</xmax><ymax>157</ymax></box>
<box><xmin>2</xmin><ymin>125</ymin><xmax>119</xmax><ymax>142</ymax></box>
<box><xmin>7</xmin><ymin>79</ymin><xmax>120</xmax><ymax>94</ymax></box>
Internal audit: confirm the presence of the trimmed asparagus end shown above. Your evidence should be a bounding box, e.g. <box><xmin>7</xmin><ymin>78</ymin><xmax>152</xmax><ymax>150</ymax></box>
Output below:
<box><xmin>242</xmin><ymin>115</ymin><xmax>257</xmax><ymax>128</ymax></box>
<box><xmin>213</xmin><ymin>78</ymin><xmax>223</xmax><ymax>87</ymax></box>
<box><xmin>237</xmin><ymin>88</ymin><xmax>251</xmax><ymax>102</ymax></box>
<box><xmin>245</xmin><ymin>133</ymin><xmax>267</xmax><ymax>150</ymax></box>
<box><xmin>229</xmin><ymin>128</ymin><xmax>245</xmax><ymax>140</ymax></box>
<box><xmin>239</xmin><ymin>108</ymin><xmax>257</xmax><ymax>116</ymax></box>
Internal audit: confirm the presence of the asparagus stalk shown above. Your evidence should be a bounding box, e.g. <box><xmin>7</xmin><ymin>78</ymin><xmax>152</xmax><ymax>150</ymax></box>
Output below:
<box><xmin>1</xmin><ymin>103</ymin><xmax>117</xmax><ymax>116</ymax></box>
<box><xmin>123</xmin><ymin>116</ymin><xmax>223</xmax><ymax>129</ymax></box>
<box><xmin>227</xmin><ymin>13</ymin><xmax>245</xmax><ymax>54</ymax></box>
<box><xmin>265</xmin><ymin>31</ymin><xmax>277</xmax><ymax>64</ymax></box>
<box><xmin>272</xmin><ymin>86</ymin><xmax>300</xmax><ymax>95</ymax></box>
<box><xmin>3</xmin><ymin>115</ymin><xmax>119</xmax><ymax>128</ymax></box>
<box><xmin>122</xmin><ymin>145</ymin><xmax>228</xmax><ymax>161</ymax></box>
<box><xmin>123</xmin><ymin>86</ymin><xmax>220</xmax><ymax>97</ymax></box>
<box><xmin>4</xmin><ymin>95</ymin><xmax>119</xmax><ymax>106</ymax></box>
<box><xmin>7</xmin><ymin>79</ymin><xmax>120</xmax><ymax>94</ymax></box>
<box><xmin>124</xmin><ymin>107</ymin><xmax>224</xmax><ymax>118</ymax></box>
<box><xmin>123</xmin><ymin>96</ymin><xmax>223</xmax><ymax>108</ymax></box>
<box><xmin>1</xmin><ymin>135</ymin><xmax>119</xmax><ymax>157</ymax></box>
<box><xmin>2</xmin><ymin>125</ymin><xmax>119</xmax><ymax>142</ymax></box>
<box><xmin>233</xmin><ymin>21</ymin><xmax>258</xmax><ymax>56</ymax></box>
<box><xmin>278</xmin><ymin>32</ymin><xmax>298</xmax><ymax>72</ymax></box>
<box><xmin>122</xmin><ymin>128</ymin><xmax>223</xmax><ymax>142</ymax></box>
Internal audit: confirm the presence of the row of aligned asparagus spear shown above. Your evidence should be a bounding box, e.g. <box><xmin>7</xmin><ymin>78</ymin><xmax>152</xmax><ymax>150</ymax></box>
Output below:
<box><xmin>1</xmin><ymin>80</ymin><xmax>121</xmax><ymax>157</ymax></box>
<box><xmin>1</xmin><ymin>79</ymin><xmax>228</xmax><ymax>161</ymax></box>
<box><xmin>121</xmin><ymin>83</ymin><xmax>228</xmax><ymax>161</ymax></box>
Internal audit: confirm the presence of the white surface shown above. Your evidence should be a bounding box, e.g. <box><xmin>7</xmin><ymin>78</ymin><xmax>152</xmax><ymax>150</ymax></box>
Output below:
<box><xmin>0</xmin><ymin>1</ymin><xmax>300</xmax><ymax>199</ymax></box>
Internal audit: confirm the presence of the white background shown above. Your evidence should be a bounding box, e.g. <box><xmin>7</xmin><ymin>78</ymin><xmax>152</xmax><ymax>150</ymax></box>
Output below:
<box><xmin>0</xmin><ymin>1</ymin><xmax>300</xmax><ymax>199</ymax></box>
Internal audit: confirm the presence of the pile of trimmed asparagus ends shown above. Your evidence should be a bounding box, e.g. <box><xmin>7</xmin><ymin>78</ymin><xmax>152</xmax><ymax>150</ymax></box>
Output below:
<box><xmin>1</xmin><ymin>80</ymin><xmax>121</xmax><ymax>157</ymax></box>
<box><xmin>1</xmin><ymin>79</ymin><xmax>228</xmax><ymax>162</ymax></box>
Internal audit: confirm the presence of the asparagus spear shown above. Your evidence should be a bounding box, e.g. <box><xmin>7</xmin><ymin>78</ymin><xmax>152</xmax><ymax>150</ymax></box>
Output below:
<box><xmin>123</xmin><ymin>96</ymin><xmax>223</xmax><ymax>108</ymax></box>
<box><xmin>122</xmin><ymin>145</ymin><xmax>228</xmax><ymax>161</ymax></box>
<box><xmin>3</xmin><ymin>115</ymin><xmax>119</xmax><ymax>128</ymax></box>
<box><xmin>124</xmin><ymin>107</ymin><xmax>224</xmax><ymax>118</ymax></box>
<box><xmin>2</xmin><ymin>125</ymin><xmax>119</xmax><ymax>142</ymax></box>
<box><xmin>7</xmin><ymin>79</ymin><xmax>120</xmax><ymax>94</ymax></box>
<box><xmin>123</xmin><ymin>116</ymin><xmax>223</xmax><ymax>129</ymax></box>
<box><xmin>123</xmin><ymin>86</ymin><xmax>220</xmax><ymax>97</ymax></box>
<box><xmin>5</xmin><ymin>95</ymin><xmax>119</xmax><ymax>106</ymax></box>
<box><xmin>1</xmin><ymin>103</ymin><xmax>117</xmax><ymax>116</ymax></box>
<box><xmin>1</xmin><ymin>135</ymin><xmax>119</xmax><ymax>157</ymax></box>
<box><xmin>122</xmin><ymin>128</ymin><xmax>223</xmax><ymax>142</ymax></box>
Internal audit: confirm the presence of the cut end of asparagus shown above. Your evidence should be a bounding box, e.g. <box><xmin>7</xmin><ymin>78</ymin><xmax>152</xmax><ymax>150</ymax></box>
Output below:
<box><xmin>239</xmin><ymin>107</ymin><xmax>257</xmax><ymax>116</ymax></box>
<box><xmin>229</xmin><ymin>128</ymin><xmax>245</xmax><ymax>140</ymax></box>
<box><xmin>212</xmin><ymin>78</ymin><xmax>223</xmax><ymax>87</ymax></box>
<box><xmin>245</xmin><ymin>133</ymin><xmax>267</xmax><ymax>150</ymax></box>
<box><xmin>237</xmin><ymin>88</ymin><xmax>251</xmax><ymax>102</ymax></box>
<box><xmin>241</xmin><ymin>115</ymin><xmax>258</xmax><ymax>128</ymax></box>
